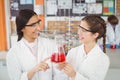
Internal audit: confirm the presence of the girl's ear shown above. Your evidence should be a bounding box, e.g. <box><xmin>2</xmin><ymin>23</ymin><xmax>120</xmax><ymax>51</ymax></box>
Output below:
<box><xmin>21</xmin><ymin>28</ymin><xmax>25</xmax><ymax>32</ymax></box>
<box><xmin>94</xmin><ymin>32</ymin><xmax>99</xmax><ymax>39</ymax></box>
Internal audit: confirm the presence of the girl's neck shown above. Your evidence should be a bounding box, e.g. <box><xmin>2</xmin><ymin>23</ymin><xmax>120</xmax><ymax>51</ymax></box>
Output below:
<box><xmin>84</xmin><ymin>42</ymin><xmax>96</xmax><ymax>54</ymax></box>
<box><xmin>23</xmin><ymin>37</ymin><xmax>35</xmax><ymax>43</ymax></box>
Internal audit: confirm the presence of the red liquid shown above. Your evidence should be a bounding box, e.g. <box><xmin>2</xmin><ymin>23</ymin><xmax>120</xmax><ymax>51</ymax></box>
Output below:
<box><xmin>110</xmin><ymin>44</ymin><xmax>116</xmax><ymax>49</ymax></box>
<box><xmin>51</xmin><ymin>52</ymin><xmax>66</xmax><ymax>63</ymax></box>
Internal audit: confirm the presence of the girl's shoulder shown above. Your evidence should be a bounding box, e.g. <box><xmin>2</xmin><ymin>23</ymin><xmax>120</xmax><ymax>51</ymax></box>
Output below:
<box><xmin>68</xmin><ymin>44</ymin><xmax>83</xmax><ymax>54</ymax></box>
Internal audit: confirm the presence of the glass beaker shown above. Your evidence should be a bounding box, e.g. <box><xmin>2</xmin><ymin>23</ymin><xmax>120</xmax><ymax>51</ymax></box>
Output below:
<box><xmin>51</xmin><ymin>35</ymin><xmax>66</xmax><ymax>63</ymax></box>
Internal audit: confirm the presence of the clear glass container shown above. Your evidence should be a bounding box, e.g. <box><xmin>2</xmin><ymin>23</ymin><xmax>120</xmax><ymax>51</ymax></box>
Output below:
<box><xmin>51</xmin><ymin>35</ymin><xmax>66</xmax><ymax>63</ymax></box>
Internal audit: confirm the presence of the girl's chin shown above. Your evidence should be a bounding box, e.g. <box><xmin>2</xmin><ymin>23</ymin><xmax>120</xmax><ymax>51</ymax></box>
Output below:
<box><xmin>79</xmin><ymin>40</ymin><xmax>84</xmax><ymax>43</ymax></box>
<box><xmin>33</xmin><ymin>35</ymin><xmax>39</xmax><ymax>38</ymax></box>
<box><xmin>79</xmin><ymin>41</ymin><xmax>83</xmax><ymax>43</ymax></box>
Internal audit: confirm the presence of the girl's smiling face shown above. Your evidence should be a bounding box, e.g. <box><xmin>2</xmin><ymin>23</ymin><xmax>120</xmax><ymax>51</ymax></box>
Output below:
<box><xmin>22</xmin><ymin>15</ymin><xmax>41</xmax><ymax>42</ymax></box>
<box><xmin>78</xmin><ymin>20</ymin><xmax>99</xmax><ymax>44</ymax></box>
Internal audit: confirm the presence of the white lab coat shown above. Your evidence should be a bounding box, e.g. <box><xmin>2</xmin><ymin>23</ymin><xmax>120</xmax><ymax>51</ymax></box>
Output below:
<box><xmin>66</xmin><ymin>44</ymin><xmax>110</xmax><ymax>80</ymax></box>
<box><xmin>106</xmin><ymin>23</ymin><xmax>120</xmax><ymax>45</ymax></box>
<box><xmin>6</xmin><ymin>37</ymin><xmax>67</xmax><ymax>80</ymax></box>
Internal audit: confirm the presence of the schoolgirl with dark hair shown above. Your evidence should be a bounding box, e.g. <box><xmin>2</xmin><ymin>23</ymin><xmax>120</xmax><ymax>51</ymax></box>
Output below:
<box><xmin>7</xmin><ymin>9</ymin><xmax>67</xmax><ymax>80</ymax></box>
<box><xmin>59</xmin><ymin>15</ymin><xmax>110</xmax><ymax>80</ymax></box>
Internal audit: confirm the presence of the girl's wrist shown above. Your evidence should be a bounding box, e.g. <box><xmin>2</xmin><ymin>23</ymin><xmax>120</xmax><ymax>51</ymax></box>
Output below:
<box><xmin>71</xmin><ymin>72</ymin><xmax>76</xmax><ymax>79</ymax></box>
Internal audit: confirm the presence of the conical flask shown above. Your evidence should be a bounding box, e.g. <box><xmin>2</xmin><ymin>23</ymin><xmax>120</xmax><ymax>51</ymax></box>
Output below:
<box><xmin>51</xmin><ymin>35</ymin><xmax>66</xmax><ymax>63</ymax></box>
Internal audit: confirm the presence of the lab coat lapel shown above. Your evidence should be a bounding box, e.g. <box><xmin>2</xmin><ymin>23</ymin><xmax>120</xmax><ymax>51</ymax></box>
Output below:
<box><xmin>86</xmin><ymin>45</ymin><xmax>99</xmax><ymax>57</ymax></box>
<box><xmin>19</xmin><ymin>41</ymin><xmax>37</xmax><ymax>71</ymax></box>
<box><xmin>37</xmin><ymin>37</ymin><xmax>51</xmax><ymax>63</ymax></box>
<box><xmin>78</xmin><ymin>45</ymin><xmax>100</xmax><ymax>70</ymax></box>
<box><xmin>37</xmin><ymin>38</ymin><xmax>44</xmax><ymax>63</ymax></box>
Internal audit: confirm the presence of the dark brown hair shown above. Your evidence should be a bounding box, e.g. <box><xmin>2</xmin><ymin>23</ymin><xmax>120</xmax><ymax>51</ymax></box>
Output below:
<box><xmin>16</xmin><ymin>9</ymin><xmax>37</xmax><ymax>41</ymax></box>
<box><xmin>107</xmin><ymin>15</ymin><xmax>118</xmax><ymax>26</ymax></box>
<box><xmin>82</xmin><ymin>15</ymin><xmax>106</xmax><ymax>53</ymax></box>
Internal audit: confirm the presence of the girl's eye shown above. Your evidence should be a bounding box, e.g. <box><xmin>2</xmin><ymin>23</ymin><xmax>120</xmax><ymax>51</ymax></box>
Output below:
<box><xmin>32</xmin><ymin>24</ymin><xmax>37</xmax><ymax>27</ymax></box>
<box><xmin>78</xmin><ymin>27</ymin><xmax>87</xmax><ymax>32</ymax></box>
<box><xmin>81</xmin><ymin>29</ymin><xmax>86</xmax><ymax>32</ymax></box>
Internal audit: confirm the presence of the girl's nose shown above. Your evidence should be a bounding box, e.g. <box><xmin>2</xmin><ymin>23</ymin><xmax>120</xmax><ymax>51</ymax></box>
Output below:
<box><xmin>36</xmin><ymin>25</ymin><xmax>41</xmax><ymax>31</ymax></box>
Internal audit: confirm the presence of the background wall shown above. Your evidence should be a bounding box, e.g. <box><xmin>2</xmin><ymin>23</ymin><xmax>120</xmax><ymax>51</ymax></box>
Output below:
<box><xmin>1</xmin><ymin>0</ymin><xmax>120</xmax><ymax>50</ymax></box>
<box><xmin>116</xmin><ymin>0</ymin><xmax>120</xmax><ymax>15</ymax></box>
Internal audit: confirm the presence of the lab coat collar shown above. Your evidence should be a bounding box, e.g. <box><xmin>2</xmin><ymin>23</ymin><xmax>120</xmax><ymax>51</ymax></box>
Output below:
<box><xmin>22</xmin><ymin>38</ymin><xmax>38</xmax><ymax>48</ymax></box>
<box><xmin>82</xmin><ymin>44</ymin><xmax>102</xmax><ymax>57</ymax></box>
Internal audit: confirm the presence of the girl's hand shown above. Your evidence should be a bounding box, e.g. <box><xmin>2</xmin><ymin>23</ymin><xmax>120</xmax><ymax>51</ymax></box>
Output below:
<box><xmin>57</xmin><ymin>61</ymin><xmax>66</xmax><ymax>70</ymax></box>
<box><xmin>27</xmin><ymin>57</ymin><xmax>50</xmax><ymax>80</ymax></box>
<box><xmin>35</xmin><ymin>57</ymin><xmax>50</xmax><ymax>72</ymax></box>
<box><xmin>63</xmin><ymin>63</ymin><xmax>76</xmax><ymax>78</ymax></box>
